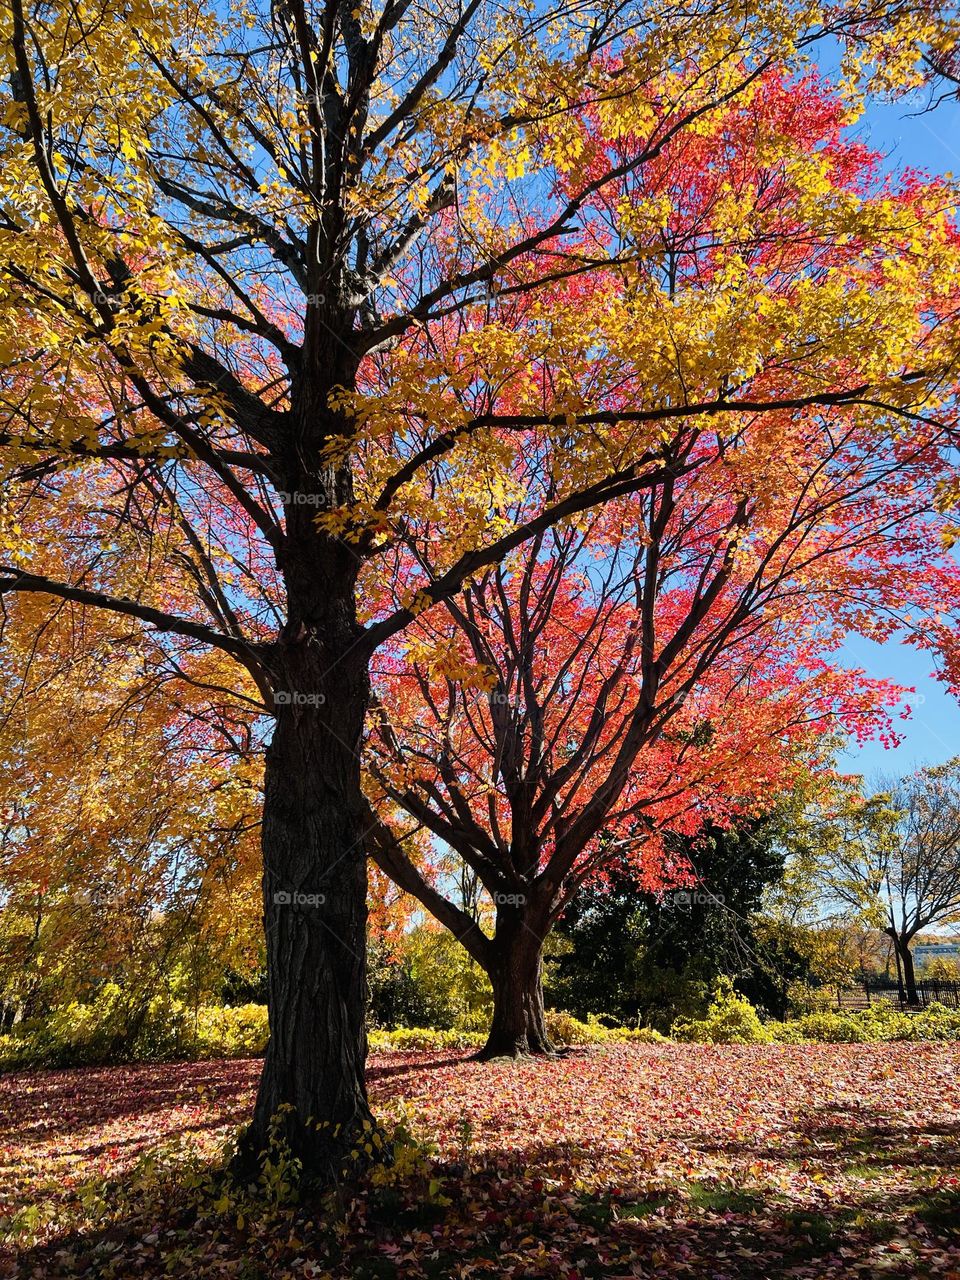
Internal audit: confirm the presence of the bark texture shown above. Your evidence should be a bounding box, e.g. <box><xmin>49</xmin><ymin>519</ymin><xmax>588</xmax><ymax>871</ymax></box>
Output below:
<box><xmin>897</xmin><ymin>935</ymin><xmax>920</xmax><ymax>1006</ymax></box>
<box><xmin>239</xmin><ymin>424</ymin><xmax>377</xmax><ymax>1175</ymax></box>
<box><xmin>476</xmin><ymin>906</ymin><xmax>555</xmax><ymax>1059</ymax></box>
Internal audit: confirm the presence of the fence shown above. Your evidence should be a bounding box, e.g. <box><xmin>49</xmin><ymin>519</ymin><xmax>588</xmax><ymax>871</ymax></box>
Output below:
<box><xmin>836</xmin><ymin>980</ymin><xmax>960</xmax><ymax>1011</ymax></box>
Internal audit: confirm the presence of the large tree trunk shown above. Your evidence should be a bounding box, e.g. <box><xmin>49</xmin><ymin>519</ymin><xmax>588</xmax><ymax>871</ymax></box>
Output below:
<box><xmin>476</xmin><ymin>906</ymin><xmax>555</xmax><ymax>1059</ymax></box>
<box><xmin>239</xmin><ymin>437</ymin><xmax>377</xmax><ymax>1178</ymax></box>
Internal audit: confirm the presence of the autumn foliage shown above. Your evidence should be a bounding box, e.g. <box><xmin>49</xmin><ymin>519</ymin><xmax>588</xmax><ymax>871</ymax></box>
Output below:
<box><xmin>2</xmin><ymin>0</ymin><xmax>960</xmax><ymax>1171</ymax></box>
<box><xmin>363</xmin><ymin>67</ymin><xmax>960</xmax><ymax>1055</ymax></box>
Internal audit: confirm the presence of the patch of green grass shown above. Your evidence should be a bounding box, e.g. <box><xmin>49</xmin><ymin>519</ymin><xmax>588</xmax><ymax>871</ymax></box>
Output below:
<box><xmin>843</xmin><ymin>1160</ymin><xmax>890</xmax><ymax>1180</ymax></box>
<box><xmin>847</xmin><ymin>1210</ymin><xmax>902</xmax><ymax>1243</ymax></box>
<box><xmin>685</xmin><ymin>1183</ymin><xmax>765</xmax><ymax>1215</ymax></box>
<box><xmin>910</xmin><ymin>1186</ymin><xmax>960</xmax><ymax>1229</ymax></box>
<box><xmin>616</xmin><ymin>1193</ymin><xmax>674</xmax><ymax>1219</ymax></box>
<box><xmin>576</xmin><ymin>1192</ymin><xmax>616</xmax><ymax>1228</ymax></box>
<box><xmin>777</xmin><ymin>1208</ymin><xmax>863</xmax><ymax>1260</ymax></box>
<box><xmin>576</xmin><ymin>1190</ymin><xmax>674</xmax><ymax>1227</ymax></box>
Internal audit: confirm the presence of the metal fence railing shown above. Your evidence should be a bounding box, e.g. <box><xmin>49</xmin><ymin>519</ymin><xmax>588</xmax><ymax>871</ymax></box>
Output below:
<box><xmin>836</xmin><ymin>979</ymin><xmax>960</xmax><ymax>1011</ymax></box>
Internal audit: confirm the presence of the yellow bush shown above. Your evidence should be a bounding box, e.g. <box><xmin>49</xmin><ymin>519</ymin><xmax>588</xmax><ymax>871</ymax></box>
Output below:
<box><xmin>671</xmin><ymin>979</ymin><xmax>771</xmax><ymax>1044</ymax></box>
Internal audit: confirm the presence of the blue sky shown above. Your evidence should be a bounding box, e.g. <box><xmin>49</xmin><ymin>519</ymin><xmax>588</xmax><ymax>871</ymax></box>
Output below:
<box><xmin>836</xmin><ymin>85</ymin><xmax>960</xmax><ymax>778</ymax></box>
<box><xmin>837</xmin><ymin>633</ymin><xmax>958</xmax><ymax>778</ymax></box>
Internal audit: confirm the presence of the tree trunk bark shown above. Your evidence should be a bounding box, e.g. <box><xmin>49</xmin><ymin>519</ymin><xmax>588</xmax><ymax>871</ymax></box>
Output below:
<box><xmin>899</xmin><ymin>936</ymin><xmax>920</xmax><ymax>1006</ymax></box>
<box><xmin>238</xmin><ymin>457</ymin><xmax>376</xmax><ymax>1178</ymax></box>
<box><xmin>238</xmin><ymin>656</ymin><xmax>374</xmax><ymax>1177</ymax></box>
<box><xmin>476</xmin><ymin>906</ymin><xmax>555</xmax><ymax>1059</ymax></box>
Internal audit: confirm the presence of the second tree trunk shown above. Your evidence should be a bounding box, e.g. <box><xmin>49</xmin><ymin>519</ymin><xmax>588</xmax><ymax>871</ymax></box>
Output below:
<box><xmin>477</xmin><ymin>909</ymin><xmax>554</xmax><ymax>1058</ymax></box>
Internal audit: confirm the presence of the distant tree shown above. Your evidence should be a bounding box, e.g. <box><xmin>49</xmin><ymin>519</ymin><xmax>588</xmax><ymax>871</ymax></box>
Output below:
<box><xmin>545</xmin><ymin>861</ymin><xmax>649</xmax><ymax>1025</ymax></box>
<box><xmin>922</xmin><ymin>954</ymin><xmax>960</xmax><ymax>981</ymax></box>
<box><xmin>0</xmin><ymin>601</ymin><xmax>263</xmax><ymax>1031</ymax></box>
<box><xmin>820</xmin><ymin>764</ymin><xmax>960</xmax><ymax>1004</ymax></box>
<box><xmin>367</xmin><ymin>928</ymin><xmax>491</xmax><ymax>1031</ymax></box>
<box><xmin>746</xmin><ymin>916</ymin><xmax>875</xmax><ymax>1016</ymax></box>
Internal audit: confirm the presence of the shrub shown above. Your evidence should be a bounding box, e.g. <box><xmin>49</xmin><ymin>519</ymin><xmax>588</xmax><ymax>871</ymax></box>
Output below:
<box><xmin>766</xmin><ymin>1021</ymin><xmax>805</xmax><ymax>1043</ymax></box>
<box><xmin>622</xmin><ymin>1027</ymin><xmax>670</xmax><ymax>1044</ymax></box>
<box><xmin>544</xmin><ymin>1010</ymin><xmax>671</xmax><ymax>1046</ymax></box>
<box><xmin>671</xmin><ymin>978</ymin><xmax>770</xmax><ymax>1044</ymax></box>
<box><xmin>4</xmin><ymin>983</ymin><xmax>138</xmax><ymax>1068</ymax></box>
<box><xmin>367</xmin><ymin>1027</ymin><xmax>484</xmax><ymax>1053</ymax></box>
<box><xmin>851</xmin><ymin>1004</ymin><xmax>912</xmax><ymax>1040</ymax></box>
<box><xmin>193</xmin><ymin>1004</ymin><xmax>269</xmax><ymax>1057</ymax></box>
<box><xmin>792</xmin><ymin>1012</ymin><xmax>873</xmax><ymax>1043</ymax></box>
<box><xmin>366</xmin><ymin>1013</ymin><xmax>670</xmax><ymax>1053</ymax></box>
<box><xmin>766</xmin><ymin>1003</ymin><xmax>960</xmax><ymax>1043</ymax></box>
<box><xmin>367</xmin><ymin>929</ymin><xmax>492</xmax><ymax>1032</ymax></box>
<box><xmin>545</xmin><ymin>1010</ymin><xmax>609</xmax><ymax>1045</ymax></box>
<box><xmin>5</xmin><ymin>989</ymin><xmax>957</xmax><ymax>1072</ymax></box>
<box><xmin>783</xmin><ymin>981</ymin><xmax>837</xmax><ymax>1016</ymax></box>
<box><xmin>0</xmin><ymin>995</ymin><xmax>269</xmax><ymax>1070</ymax></box>
<box><xmin>901</xmin><ymin>1002</ymin><xmax>960</xmax><ymax>1041</ymax></box>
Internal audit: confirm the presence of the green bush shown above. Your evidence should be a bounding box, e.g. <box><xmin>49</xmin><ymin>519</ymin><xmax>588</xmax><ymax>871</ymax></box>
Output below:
<box><xmin>3</xmin><ymin>983</ymin><xmax>142</xmax><ymax>1068</ymax></box>
<box><xmin>898</xmin><ymin>1002</ymin><xmax>960</xmax><ymax>1041</ymax></box>
<box><xmin>0</xmin><ymin>993</ymin><xmax>269</xmax><ymax>1070</ymax></box>
<box><xmin>545</xmin><ymin>1009</ymin><xmax>609</xmax><ymax>1045</ymax></box>
<box><xmin>671</xmin><ymin>978</ymin><xmax>771</xmax><ymax>1044</ymax></box>
<box><xmin>4</xmin><ymin>986</ymin><xmax>957</xmax><ymax>1071</ymax></box>
<box><xmin>766</xmin><ymin>1002</ymin><xmax>960</xmax><ymax>1044</ymax></box>
<box><xmin>545</xmin><ymin>1010</ymin><xmax>673</xmax><ymax>1046</ymax></box>
<box><xmin>783</xmin><ymin>981</ymin><xmax>838</xmax><ymax>1016</ymax></box>
<box><xmin>766</xmin><ymin>1020</ymin><xmax>805</xmax><ymax>1043</ymax></box>
<box><xmin>367</xmin><ymin>929</ymin><xmax>493</xmax><ymax>1032</ymax></box>
<box><xmin>791</xmin><ymin>1011</ymin><xmax>873</xmax><ymax>1043</ymax></box>
<box><xmin>622</xmin><ymin>1026</ymin><xmax>670</xmax><ymax>1044</ymax></box>
<box><xmin>192</xmin><ymin>1003</ymin><xmax>269</xmax><ymax>1057</ymax></box>
<box><xmin>367</xmin><ymin>1027</ymin><xmax>484</xmax><ymax>1053</ymax></box>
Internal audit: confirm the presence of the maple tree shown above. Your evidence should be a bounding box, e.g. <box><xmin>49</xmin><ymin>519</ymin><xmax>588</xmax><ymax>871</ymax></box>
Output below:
<box><xmin>364</xmin><ymin>67</ymin><xmax>960</xmax><ymax>1056</ymax></box>
<box><xmin>364</xmin><ymin>513</ymin><xmax>935</xmax><ymax>1055</ymax></box>
<box><xmin>1</xmin><ymin>0</ymin><xmax>960</xmax><ymax>1173</ymax></box>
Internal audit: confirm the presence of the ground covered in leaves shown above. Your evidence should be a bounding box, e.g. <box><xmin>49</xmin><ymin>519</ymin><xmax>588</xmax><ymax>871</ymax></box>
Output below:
<box><xmin>2</xmin><ymin>1043</ymin><xmax>959</xmax><ymax>1278</ymax></box>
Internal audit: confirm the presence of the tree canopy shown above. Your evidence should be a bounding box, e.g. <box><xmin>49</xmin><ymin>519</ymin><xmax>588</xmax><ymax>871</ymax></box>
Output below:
<box><xmin>2</xmin><ymin>0</ymin><xmax>960</xmax><ymax>1171</ymax></box>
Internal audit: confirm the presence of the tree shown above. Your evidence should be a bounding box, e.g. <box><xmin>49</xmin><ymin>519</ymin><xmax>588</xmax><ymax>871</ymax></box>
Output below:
<box><xmin>634</xmin><ymin>818</ymin><xmax>789</xmax><ymax>1017</ymax></box>
<box><xmin>0</xmin><ymin>592</ymin><xmax>263</xmax><ymax>1032</ymax></box>
<box><xmin>545</xmin><ymin>861</ymin><xmax>652</xmax><ymax>1027</ymax></box>
<box><xmin>367</xmin><ymin>923</ymin><xmax>492</xmax><ymax>1030</ymax></box>
<box><xmin>821</xmin><ymin>764</ymin><xmax>960</xmax><ymax>1004</ymax></box>
<box><xmin>364</xmin><ymin>66</ymin><xmax>960</xmax><ymax>1055</ymax></box>
<box><xmin>547</xmin><ymin>814</ymin><xmax>789</xmax><ymax>1026</ymax></box>
<box><xmin>367</xmin><ymin>511</ymin><xmax>870</xmax><ymax>1054</ymax></box>
<box><xmin>2</xmin><ymin>0</ymin><xmax>960</xmax><ymax>1170</ymax></box>
<box><xmin>365</xmin><ymin>480</ymin><xmax>941</xmax><ymax>1057</ymax></box>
